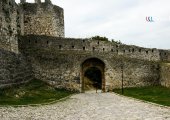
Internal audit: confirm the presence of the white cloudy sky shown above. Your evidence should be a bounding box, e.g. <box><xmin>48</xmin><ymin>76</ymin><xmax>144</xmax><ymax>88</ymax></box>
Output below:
<box><xmin>15</xmin><ymin>0</ymin><xmax>170</xmax><ymax>49</ymax></box>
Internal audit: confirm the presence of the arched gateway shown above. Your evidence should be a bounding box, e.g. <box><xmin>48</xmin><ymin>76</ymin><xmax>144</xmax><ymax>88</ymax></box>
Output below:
<box><xmin>81</xmin><ymin>58</ymin><xmax>105</xmax><ymax>92</ymax></box>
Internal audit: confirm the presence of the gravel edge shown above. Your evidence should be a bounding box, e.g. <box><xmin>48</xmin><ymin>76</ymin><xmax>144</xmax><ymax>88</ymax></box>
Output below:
<box><xmin>0</xmin><ymin>93</ymin><xmax>77</xmax><ymax>108</ymax></box>
<box><xmin>113</xmin><ymin>92</ymin><xmax>170</xmax><ymax>109</ymax></box>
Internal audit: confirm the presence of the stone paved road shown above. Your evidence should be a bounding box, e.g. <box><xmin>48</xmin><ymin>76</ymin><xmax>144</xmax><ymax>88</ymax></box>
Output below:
<box><xmin>0</xmin><ymin>92</ymin><xmax>170</xmax><ymax>120</ymax></box>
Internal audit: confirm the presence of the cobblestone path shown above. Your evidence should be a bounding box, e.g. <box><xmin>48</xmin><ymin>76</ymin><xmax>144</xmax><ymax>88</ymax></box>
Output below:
<box><xmin>0</xmin><ymin>92</ymin><xmax>170</xmax><ymax>120</ymax></box>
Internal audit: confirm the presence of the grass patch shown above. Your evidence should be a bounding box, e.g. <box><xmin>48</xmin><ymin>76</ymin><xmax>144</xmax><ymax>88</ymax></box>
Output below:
<box><xmin>0</xmin><ymin>79</ymin><xmax>75</xmax><ymax>105</ymax></box>
<box><xmin>113</xmin><ymin>86</ymin><xmax>170</xmax><ymax>106</ymax></box>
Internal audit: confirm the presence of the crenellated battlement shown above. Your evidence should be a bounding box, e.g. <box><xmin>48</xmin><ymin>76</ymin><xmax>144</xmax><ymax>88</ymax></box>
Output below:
<box><xmin>19</xmin><ymin>35</ymin><xmax>170</xmax><ymax>62</ymax></box>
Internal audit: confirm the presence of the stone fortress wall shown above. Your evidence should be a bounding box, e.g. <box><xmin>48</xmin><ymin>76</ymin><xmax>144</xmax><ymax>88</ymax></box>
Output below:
<box><xmin>0</xmin><ymin>0</ymin><xmax>21</xmax><ymax>53</ymax></box>
<box><xmin>0</xmin><ymin>49</ymin><xmax>33</xmax><ymax>88</ymax></box>
<box><xmin>0</xmin><ymin>0</ymin><xmax>33</xmax><ymax>88</ymax></box>
<box><xmin>160</xmin><ymin>63</ymin><xmax>170</xmax><ymax>87</ymax></box>
<box><xmin>18</xmin><ymin>35</ymin><xmax>169</xmax><ymax>91</ymax></box>
<box><xmin>0</xmin><ymin>0</ymin><xmax>170</xmax><ymax>91</ymax></box>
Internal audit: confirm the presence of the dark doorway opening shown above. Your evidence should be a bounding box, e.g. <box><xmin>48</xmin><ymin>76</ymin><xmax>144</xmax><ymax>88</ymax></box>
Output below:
<box><xmin>84</xmin><ymin>67</ymin><xmax>102</xmax><ymax>90</ymax></box>
<box><xmin>81</xmin><ymin>58</ymin><xmax>105</xmax><ymax>92</ymax></box>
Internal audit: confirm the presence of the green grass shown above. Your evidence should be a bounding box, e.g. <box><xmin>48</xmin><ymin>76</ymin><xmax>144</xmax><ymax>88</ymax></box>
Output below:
<box><xmin>0</xmin><ymin>79</ymin><xmax>75</xmax><ymax>105</ymax></box>
<box><xmin>113</xmin><ymin>86</ymin><xmax>170</xmax><ymax>106</ymax></box>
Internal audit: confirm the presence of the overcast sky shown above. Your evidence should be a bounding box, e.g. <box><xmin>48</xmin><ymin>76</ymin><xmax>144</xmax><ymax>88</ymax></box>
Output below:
<box><xmin>15</xmin><ymin>0</ymin><xmax>170</xmax><ymax>49</ymax></box>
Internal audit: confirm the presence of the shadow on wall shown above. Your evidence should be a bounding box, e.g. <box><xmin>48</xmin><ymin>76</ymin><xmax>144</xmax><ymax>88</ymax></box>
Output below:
<box><xmin>84</xmin><ymin>67</ymin><xmax>102</xmax><ymax>90</ymax></box>
<box><xmin>0</xmin><ymin>49</ymin><xmax>33</xmax><ymax>88</ymax></box>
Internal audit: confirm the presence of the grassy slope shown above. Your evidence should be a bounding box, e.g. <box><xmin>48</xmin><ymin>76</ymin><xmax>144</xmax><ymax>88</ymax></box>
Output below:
<box><xmin>0</xmin><ymin>79</ymin><xmax>74</xmax><ymax>105</ymax></box>
<box><xmin>114</xmin><ymin>86</ymin><xmax>170</xmax><ymax>106</ymax></box>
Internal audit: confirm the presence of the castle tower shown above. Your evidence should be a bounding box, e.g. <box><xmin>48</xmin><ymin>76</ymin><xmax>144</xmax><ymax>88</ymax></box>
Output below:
<box><xmin>21</xmin><ymin>0</ymin><xmax>65</xmax><ymax>37</ymax></box>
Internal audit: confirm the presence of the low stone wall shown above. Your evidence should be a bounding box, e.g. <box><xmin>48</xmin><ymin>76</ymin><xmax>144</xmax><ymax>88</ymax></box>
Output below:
<box><xmin>0</xmin><ymin>49</ymin><xmax>33</xmax><ymax>88</ymax></box>
<box><xmin>160</xmin><ymin>63</ymin><xmax>170</xmax><ymax>87</ymax></box>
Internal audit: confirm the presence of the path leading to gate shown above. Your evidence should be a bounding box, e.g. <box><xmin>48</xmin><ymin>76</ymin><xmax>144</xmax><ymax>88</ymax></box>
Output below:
<box><xmin>0</xmin><ymin>92</ymin><xmax>170</xmax><ymax>120</ymax></box>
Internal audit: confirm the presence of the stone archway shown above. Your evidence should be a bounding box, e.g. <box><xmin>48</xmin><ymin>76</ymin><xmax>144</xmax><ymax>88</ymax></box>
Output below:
<box><xmin>81</xmin><ymin>58</ymin><xmax>105</xmax><ymax>93</ymax></box>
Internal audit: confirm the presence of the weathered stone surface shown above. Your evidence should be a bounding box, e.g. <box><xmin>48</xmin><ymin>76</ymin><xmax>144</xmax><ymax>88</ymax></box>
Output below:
<box><xmin>160</xmin><ymin>63</ymin><xmax>170</xmax><ymax>87</ymax></box>
<box><xmin>0</xmin><ymin>0</ymin><xmax>21</xmax><ymax>53</ymax></box>
<box><xmin>0</xmin><ymin>49</ymin><xmax>33</xmax><ymax>88</ymax></box>
<box><xmin>21</xmin><ymin>2</ymin><xmax>64</xmax><ymax>37</ymax></box>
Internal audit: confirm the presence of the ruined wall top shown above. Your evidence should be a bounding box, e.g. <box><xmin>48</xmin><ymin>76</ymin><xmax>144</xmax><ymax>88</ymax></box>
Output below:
<box><xmin>19</xmin><ymin>0</ymin><xmax>64</xmax><ymax>37</ymax></box>
<box><xmin>20</xmin><ymin>0</ymin><xmax>52</xmax><ymax>4</ymax></box>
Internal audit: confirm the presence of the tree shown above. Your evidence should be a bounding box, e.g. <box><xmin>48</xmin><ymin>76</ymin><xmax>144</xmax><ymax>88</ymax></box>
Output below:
<box><xmin>111</xmin><ymin>39</ymin><xmax>122</xmax><ymax>44</ymax></box>
<box><xmin>91</xmin><ymin>35</ymin><xmax>122</xmax><ymax>44</ymax></box>
<box><xmin>91</xmin><ymin>36</ymin><xmax>109</xmax><ymax>41</ymax></box>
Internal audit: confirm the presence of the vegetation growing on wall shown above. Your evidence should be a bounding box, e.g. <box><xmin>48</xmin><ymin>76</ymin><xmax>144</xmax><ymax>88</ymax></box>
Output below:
<box><xmin>91</xmin><ymin>36</ymin><xmax>109</xmax><ymax>41</ymax></box>
<box><xmin>91</xmin><ymin>35</ymin><xmax>122</xmax><ymax>44</ymax></box>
